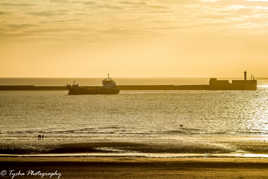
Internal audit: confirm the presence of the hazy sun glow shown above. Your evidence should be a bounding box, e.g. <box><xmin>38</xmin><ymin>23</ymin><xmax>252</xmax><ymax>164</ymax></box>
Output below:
<box><xmin>1</xmin><ymin>0</ymin><xmax>268</xmax><ymax>77</ymax></box>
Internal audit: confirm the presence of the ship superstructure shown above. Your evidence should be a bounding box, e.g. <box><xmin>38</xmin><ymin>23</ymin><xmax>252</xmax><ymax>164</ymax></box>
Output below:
<box><xmin>67</xmin><ymin>74</ymin><xmax>120</xmax><ymax>95</ymax></box>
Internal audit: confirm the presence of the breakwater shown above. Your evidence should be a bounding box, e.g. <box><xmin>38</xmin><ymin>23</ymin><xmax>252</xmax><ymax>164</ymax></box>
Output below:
<box><xmin>0</xmin><ymin>85</ymin><xmax>209</xmax><ymax>91</ymax></box>
<box><xmin>0</xmin><ymin>84</ymin><xmax>256</xmax><ymax>91</ymax></box>
<box><xmin>0</xmin><ymin>85</ymin><xmax>66</xmax><ymax>91</ymax></box>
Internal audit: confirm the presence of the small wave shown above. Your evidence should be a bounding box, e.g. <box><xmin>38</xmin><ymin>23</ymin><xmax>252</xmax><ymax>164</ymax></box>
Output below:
<box><xmin>163</xmin><ymin>127</ymin><xmax>202</xmax><ymax>135</ymax></box>
<box><xmin>0</xmin><ymin>141</ymin><xmax>235</xmax><ymax>155</ymax></box>
<box><xmin>0</xmin><ymin>144</ymin><xmax>51</xmax><ymax>154</ymax></box>
<box><xmin>5</xmin><ymin>127</ymin><xmax>268</xmax><ymax>138</ymax></box>
<box><xmin>237</xmin><ymin>130</ymin><xmax>268</xmax><ymax>135</ymax></box>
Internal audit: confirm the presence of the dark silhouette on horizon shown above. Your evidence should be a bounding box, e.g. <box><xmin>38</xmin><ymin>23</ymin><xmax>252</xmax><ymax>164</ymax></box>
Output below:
<box><xmin>0</xmin><ymin>71</ymin><xmax>257</xmax><ymax>91</ymax></box>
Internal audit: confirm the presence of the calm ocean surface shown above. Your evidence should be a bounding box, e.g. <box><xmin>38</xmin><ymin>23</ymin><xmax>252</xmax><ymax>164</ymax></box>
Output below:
<box><xmin>1</xmin><ymin>78</ymin><xmax>268</xmax><ymax>157</ymax></box>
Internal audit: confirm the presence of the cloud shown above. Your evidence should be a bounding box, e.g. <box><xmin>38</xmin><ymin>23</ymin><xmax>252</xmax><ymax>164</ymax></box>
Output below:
<box><xmin>28</xmin><ymin>10</ymin><xmax>68</xmax><ymax>17</ymax></box>
<box><xmin>97</xmin><ymin>4</ymin><xmax>123</xmax><ymax>10</ymax></box>
<box><xmin>83</xmin><ymin>1</ymin><xmax>97</xmax><ymax>5</ymax></box>
<box><xmin>0</xmin><ymin>11</ymin><xmax>7</xmax><ymax>15</ymax></box>
<box><xmin>0</xmin><ymin>2</ymin><xmax>33</xmax><ymax>7</ymax></box>
<box><xmin>119</xmin><ymin>1</ymin><xmax>147</xmax><ymax>6</ymax></box>
<box><xmin>1</xmin><ymin>0</ymin><xmax>268</xmax><ymax>42</ymax></box>
<box><xmin>8</xmin><ymin>24</ymin><xmax>37</xmax><ymax>30</ymax></box>
<box><xmin>247</xmin><ymin>0</ymin><xmax>268</xmax><ymax>2</ymax></box>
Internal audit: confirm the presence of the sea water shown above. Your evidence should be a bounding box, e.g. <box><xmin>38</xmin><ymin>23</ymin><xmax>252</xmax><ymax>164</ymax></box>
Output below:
<box><xmin>1</xmin><ymin>78</ymin><xmax>268</xmax><ymax>157</ymax></box>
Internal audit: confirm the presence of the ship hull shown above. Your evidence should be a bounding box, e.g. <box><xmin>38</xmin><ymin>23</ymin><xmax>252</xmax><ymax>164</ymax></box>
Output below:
<box><xmin>68</xmin><ymin>87</ymin><xmax>120</xmax><ymax>95</ymax></box>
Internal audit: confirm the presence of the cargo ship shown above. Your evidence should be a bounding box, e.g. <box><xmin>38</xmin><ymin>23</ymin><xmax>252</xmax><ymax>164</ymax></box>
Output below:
<box><xmin>67</xmin><ymin>74</ymin><xmax>120</xmax><ymax>95</ymax></box>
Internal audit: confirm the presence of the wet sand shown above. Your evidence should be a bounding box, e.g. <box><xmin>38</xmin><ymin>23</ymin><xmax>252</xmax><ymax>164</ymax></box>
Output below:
<box><xmin>1</xmin><ymin>157</ymin><xmax>268</xmax><ymax>179</ymax></box>
<box><xmin>1</xmin><ymin>136</ymin><xmax>268</xmax><ymax>178</ymax></box>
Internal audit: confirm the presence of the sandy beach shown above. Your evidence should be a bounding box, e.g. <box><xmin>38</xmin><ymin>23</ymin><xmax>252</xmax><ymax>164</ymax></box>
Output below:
<box><xmin>1</xmin><ymin>157</ymin><xmax>268</xmax><ymax>179</ymax></box>
<box><xmin>2</xmin><ymin>136</ymin><xmax>268</xmax><ymax>178</ymax></box>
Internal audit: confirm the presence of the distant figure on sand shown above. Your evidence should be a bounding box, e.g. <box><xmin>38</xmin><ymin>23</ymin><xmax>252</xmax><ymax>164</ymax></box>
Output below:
<box><xmin>38</xmin><ymin>134</ymin><xmax>45</xmax><ymax>140</ymax></box>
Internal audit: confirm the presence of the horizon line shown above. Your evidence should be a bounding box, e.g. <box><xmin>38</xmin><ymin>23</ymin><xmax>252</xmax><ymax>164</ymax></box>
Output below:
<box><xmin>0</xmin><ymin>76</ymin><xmax>265</xmax><ymax>79</ymax></box>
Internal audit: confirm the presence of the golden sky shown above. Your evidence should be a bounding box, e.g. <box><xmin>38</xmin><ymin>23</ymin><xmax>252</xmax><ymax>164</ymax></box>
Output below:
<box><xmin>1</xmin><ymin>0</ymin><xmax>268</xmax><ymax>78</ymax></box>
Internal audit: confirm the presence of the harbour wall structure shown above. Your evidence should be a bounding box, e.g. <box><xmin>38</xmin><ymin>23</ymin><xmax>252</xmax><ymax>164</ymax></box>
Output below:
<box><xmin>208</xmin><ymin>71</ymin><xmax>257</xmax><ymax>90</ymax></box>
<box><xmin>0</xmin><ymin>72</ymin><xmax>257</xmax><ymax>91</ymax></box>
<box><xmin>0</xmin><ymin>81</ymin><xmax>257</xmax><ymax>91</ymax></box>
